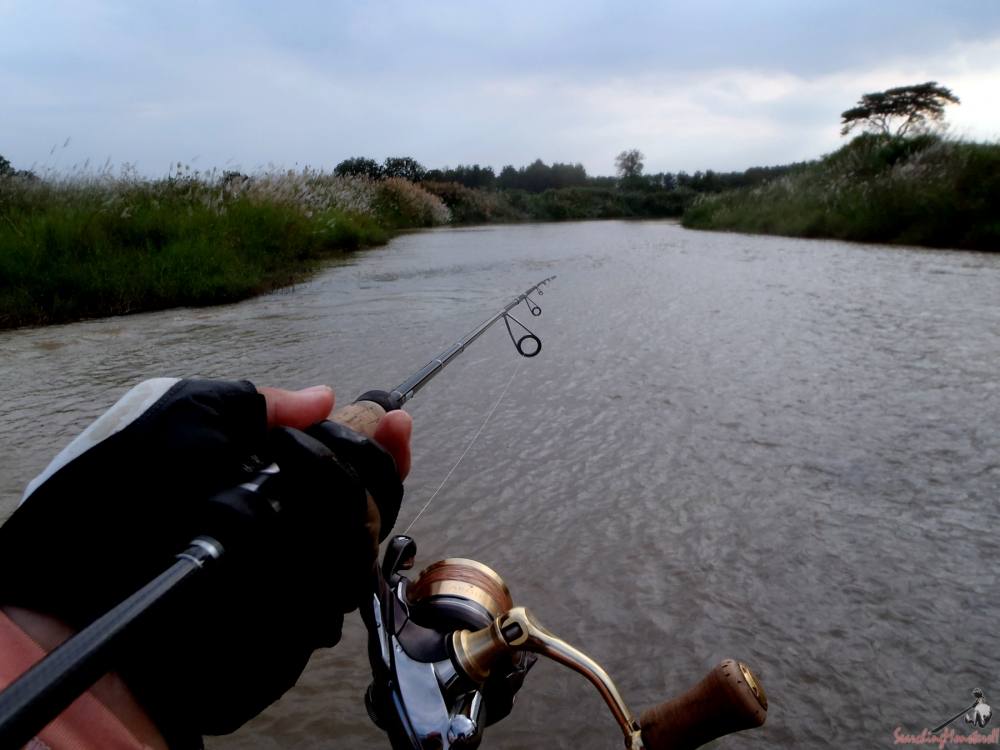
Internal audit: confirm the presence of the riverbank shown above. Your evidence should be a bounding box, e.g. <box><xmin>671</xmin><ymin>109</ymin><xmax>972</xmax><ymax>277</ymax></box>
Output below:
<box><xmin>682</xmin><ymin>135</ymin><xmax>1000</xmax><ymax>251</ymax></box>
<box><xmin>5</xmin><ymin>135</ymin><xmax>996</xmax><ymax>330</ymax></box>
<box><xmin>0</xmin><ymin>169</ymin><xmax>451</xmax><ymax>329</ymax></box>
<box><xmin>0</xmin><ymin>167</ymin><xmax>690</xmax><ymax>330</ymax></box>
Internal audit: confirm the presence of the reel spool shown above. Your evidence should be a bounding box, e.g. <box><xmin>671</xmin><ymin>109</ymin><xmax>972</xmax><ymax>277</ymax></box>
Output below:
<box><xmin>406</xmin><ymin>559</ymin><xmax>514</xmax><ymax>633</ymax></box>
<box><xmin>406</xmin><ymin>558</ymin><xmax>534</xmax><ymax>724</ymax></box>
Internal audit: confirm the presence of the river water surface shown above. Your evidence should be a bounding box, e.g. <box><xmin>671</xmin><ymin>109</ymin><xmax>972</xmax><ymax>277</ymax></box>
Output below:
<box><xmin>2</xmin><ymin>221</ymin><xmax>999</xmax><ymax>749</ymax></box>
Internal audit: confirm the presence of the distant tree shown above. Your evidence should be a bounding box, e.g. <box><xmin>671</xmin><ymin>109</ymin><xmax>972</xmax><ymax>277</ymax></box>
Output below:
<box><xmin>0</xmin><ymin>155</ymin><xmax>13</xmax><ymax>177</ymax></box>
<box><xmin>429</xmin><ymin>164</ymin><xmax>497</xmax><ymax>190</ymax></box>
<box><xmin>472</xmin><ymin>165</ymin><xmax>497</xmax><ymax>189</ymax></box>
<box><xmin>495</xmin><ymin>159</ymin><xmax>545</xmax><ymax>192</ymax></box>
<box><xmin>615</xmin><ymin>149</ymin><xmax>644</xmax><ymax>179</ymax></box>
<box><xmin>382</xmin><ymin>156</ymin><xmax>426</xmax><ymax>182</ymax></box>
<box><xmin>522</xmin><ymin>159</ymin><xmax>552</xmax><ymax>192</ymax></box>
<box><xmin>498</xmin><ymin>165</ymin><xmax>519</xmax><ymax>190</ymax></box>
<box><xmin>334</xmin><ymin>157</ymin><xmax>383</xmax><ymax>179</ymax></box>
<box><xmin>492</xmin><ymin>159</ymin><xmax>589</xmax><ymax>192</ymax></box>
<box><xmin>550</xmin><ymin>162</ymin><xmax>588</xmax><ymax>188</ymax></box>
<box><xmin>840</xmin><ymin>82</ymin><xmax>960</xmax><ymax>137</ymax></box>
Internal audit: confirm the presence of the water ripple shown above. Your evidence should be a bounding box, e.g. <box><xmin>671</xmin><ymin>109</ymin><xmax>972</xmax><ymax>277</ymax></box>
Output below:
<box><xmin>1</xmin><ymin>221</ymin><xmax>999</xmax><ymax>748</ymax></box>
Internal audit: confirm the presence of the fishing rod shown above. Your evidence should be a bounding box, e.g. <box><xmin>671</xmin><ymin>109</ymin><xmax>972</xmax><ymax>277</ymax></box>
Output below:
<box><xmin>0</xmin><ymin>276</ymin><xmax>556</xmax><ymax>748</ymax></box>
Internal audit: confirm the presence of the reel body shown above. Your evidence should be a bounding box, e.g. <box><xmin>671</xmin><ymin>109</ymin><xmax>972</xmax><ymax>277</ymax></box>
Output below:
<box><xmin>363</xmin><ymin>537</ymin><xmax>533</xmax><ymax>750</ymax></box>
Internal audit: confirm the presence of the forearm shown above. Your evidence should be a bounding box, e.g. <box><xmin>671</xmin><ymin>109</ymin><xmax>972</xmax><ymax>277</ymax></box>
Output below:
<box><xmin>1</xmin><ymin>606</ymin><xmax>169</xmax><ymax>750</ymax></box>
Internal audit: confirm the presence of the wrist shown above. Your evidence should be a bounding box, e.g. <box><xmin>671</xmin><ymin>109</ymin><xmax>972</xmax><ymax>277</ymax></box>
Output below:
<box><xmin>1</xmin><ymin>606</ymin><xmax>169</xmax><ymax>750</ymax></box>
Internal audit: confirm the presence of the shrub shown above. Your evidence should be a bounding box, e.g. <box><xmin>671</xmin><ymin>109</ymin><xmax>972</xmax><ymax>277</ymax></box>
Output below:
<box><xmin>421</xmin><ymin>181</ymin><xmax>522</xmax><ymax>223</ymax></box>
<box><xmin>374</xmin><ymin>177</ymin><xmax>451</xmax><ymax>228</ymax></box>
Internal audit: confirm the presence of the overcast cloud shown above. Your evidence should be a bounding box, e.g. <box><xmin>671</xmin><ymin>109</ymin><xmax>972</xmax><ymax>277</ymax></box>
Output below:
<box><xmin>2</xmin><ymin>1</ymin><xmax>999</xmax><ymax>176</ymax></box>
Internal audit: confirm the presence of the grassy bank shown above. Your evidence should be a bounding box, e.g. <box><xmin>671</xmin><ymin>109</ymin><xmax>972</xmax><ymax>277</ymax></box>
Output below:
<box><xmin>0</xmin><ymin>164</ymin><xmax>696</xmax><ymax>329</ymax></box>
<box><xmin>682</xmin><ymin>135</ymin><xmax>1000</xmax><ymax>251</ymax></box>
<box><xmin>0</xmin><ymin>169</ymin><xmax>450</xmax><ymax>329</ymax></box>
<box><xmin>10</xmin><ymin>135</ymin><xmax>992</xmax><ymax>331</ymax></box>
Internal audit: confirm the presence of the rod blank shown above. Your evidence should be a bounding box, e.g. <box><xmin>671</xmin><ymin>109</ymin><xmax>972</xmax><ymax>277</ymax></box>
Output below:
<box><xmin>390</xmin><ymin>276</ymin><xmax>555</xmax><ymax>406</ymax></box>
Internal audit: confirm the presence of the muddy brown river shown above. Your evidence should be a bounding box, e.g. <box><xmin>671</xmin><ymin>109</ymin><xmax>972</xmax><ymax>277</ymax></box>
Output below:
<box><xmin>2</xmin><ymin>221</ymin><xmax>999</xmax><ymax>748</ymax></box>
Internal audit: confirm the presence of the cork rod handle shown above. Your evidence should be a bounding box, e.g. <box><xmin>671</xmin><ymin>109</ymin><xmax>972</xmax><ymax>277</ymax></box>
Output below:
<box><xmin>328</xmin><ymin>400</ymin><xmax>387</xmax><ymax>439</ymax></box>
<box><xmin>639</xmin><ymin>660</ymin><xmax>767</xmax><ymax>750</ymax></box>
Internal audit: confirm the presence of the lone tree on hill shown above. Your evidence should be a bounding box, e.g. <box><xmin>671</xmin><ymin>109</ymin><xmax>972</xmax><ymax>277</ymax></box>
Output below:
<box><xmin>382</xmin><ymin>156</ymin><xmax>426</xmax><ymax>182</ymax></box>
<box><xmin>615</xmin><ymin>149</ymin><xmax>645</xmax><ymax>179</ymax></box>
<box><xmin>334</xmin><ymin>157</ymin><xmax>383</xmax><ymax>179</ymax></box>
<box><xmin>840</xmin><ymin>82</ymin><xmax>959</xmax><ymax>138</ymax></box>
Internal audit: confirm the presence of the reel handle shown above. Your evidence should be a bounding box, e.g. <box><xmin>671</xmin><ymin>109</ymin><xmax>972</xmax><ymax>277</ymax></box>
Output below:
<box><xmin>638</xmin><ymin>660</ymin><xmax>767</xmax><ymax>750</ymax></box>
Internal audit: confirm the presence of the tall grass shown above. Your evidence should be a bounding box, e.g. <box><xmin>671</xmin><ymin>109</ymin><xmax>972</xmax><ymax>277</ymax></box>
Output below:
<box><xmin>0</xmin><ymin>166</ymin><xmax>450</xmax><ymax>329</ymax></box>
<box><xmin>373</xmin><ymin>177</ymin><xmax>452</xmax><ymax>228</ymax></box>
<box><xmin>682</xmin><ymin>135</ymin><xmax>1000</xmax><ymax>251</ymax></box>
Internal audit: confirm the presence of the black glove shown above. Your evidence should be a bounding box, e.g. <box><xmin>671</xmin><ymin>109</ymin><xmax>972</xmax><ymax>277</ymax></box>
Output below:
<box><xmin>0</xmin><ymin>378</ymin><xmax>404</xmax><ymax>748</ymax></box>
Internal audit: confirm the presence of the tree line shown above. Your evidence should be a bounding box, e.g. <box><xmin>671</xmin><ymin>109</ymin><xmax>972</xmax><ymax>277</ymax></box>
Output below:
<box><xmin>333</xmin><ymin>156</ymin><xmax>591</xmax><ymax>191</ymax></box>
<box><xmin>332</xmin><ymin>153</ymin><xmax>801</xmax><ymax>195</ymax></box>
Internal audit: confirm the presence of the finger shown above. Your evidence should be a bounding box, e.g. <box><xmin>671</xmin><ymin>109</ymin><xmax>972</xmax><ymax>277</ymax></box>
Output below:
<box><xmin>373</xmin><ymin>409</ymin><xmax>413</xmax><ymax>480</ymax></box>
<box><xmin>258</xmin><ymin>385</ymin><xmax>335</xmax><ymax>429</ymax></box>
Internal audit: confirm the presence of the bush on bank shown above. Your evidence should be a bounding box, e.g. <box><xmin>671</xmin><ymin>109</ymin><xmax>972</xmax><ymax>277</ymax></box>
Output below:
<box><xmin>0</xmin><ymin>168</ymin><xmax>450</xmax><ymax>329</ymax></box>
<box><xmin>421</xmin><ymin>181</ymin><xmax>525</xmax><ymax>223</ymax></box>
<box><xmin>682</xmin><ymin>135</ymin><xmax>1000</xmax><ymax>251</ymax></box>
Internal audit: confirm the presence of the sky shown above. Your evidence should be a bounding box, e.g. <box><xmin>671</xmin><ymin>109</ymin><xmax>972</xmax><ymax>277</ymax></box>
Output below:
<box><xmin>2</xmin><ymin>0</ymin><xmax>1000</xmax><ymax>178</ymax></box>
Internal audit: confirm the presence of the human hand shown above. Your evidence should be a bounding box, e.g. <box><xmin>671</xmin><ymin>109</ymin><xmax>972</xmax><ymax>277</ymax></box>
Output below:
<box><xmin>0</xmin><ymin>378</ymin><xmax>414</xmax><ymax>744</ymax></box>
<box><xmin>257</xmin><ymin>384</ymin><xmax>412</xmax><ymax>478</ymax></box>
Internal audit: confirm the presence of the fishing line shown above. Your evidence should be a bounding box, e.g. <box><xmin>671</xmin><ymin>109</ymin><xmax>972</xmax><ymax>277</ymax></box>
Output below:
<box><xmin>403</xmin><ymin>357</ymin><xmax>523</xmax><ymax>534</ymax></box>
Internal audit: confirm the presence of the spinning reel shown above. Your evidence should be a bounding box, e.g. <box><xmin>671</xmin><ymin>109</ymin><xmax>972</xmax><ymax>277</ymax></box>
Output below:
<box><xmin>362</xmin><ymin>535</ymin><xmax>768</xmax><ymax>750</ymax></box>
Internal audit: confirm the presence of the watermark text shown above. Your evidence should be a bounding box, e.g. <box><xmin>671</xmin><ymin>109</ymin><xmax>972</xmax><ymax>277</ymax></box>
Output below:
<box><xmin>894</xmin><ymin>727</ymin><xmax>1000</xmax><ymax>747</ymax></box>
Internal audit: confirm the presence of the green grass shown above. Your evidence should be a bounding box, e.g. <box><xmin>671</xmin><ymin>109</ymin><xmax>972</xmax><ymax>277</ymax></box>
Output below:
<box><xmin>0</xmin><ymin>170</ymin><xmax>433</xmax><ymax>329</ymax></box>
<box><xmin>682</xmin><ymin>135</ymin><xmax>1000</xmax><ymax>251</ymax></box>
